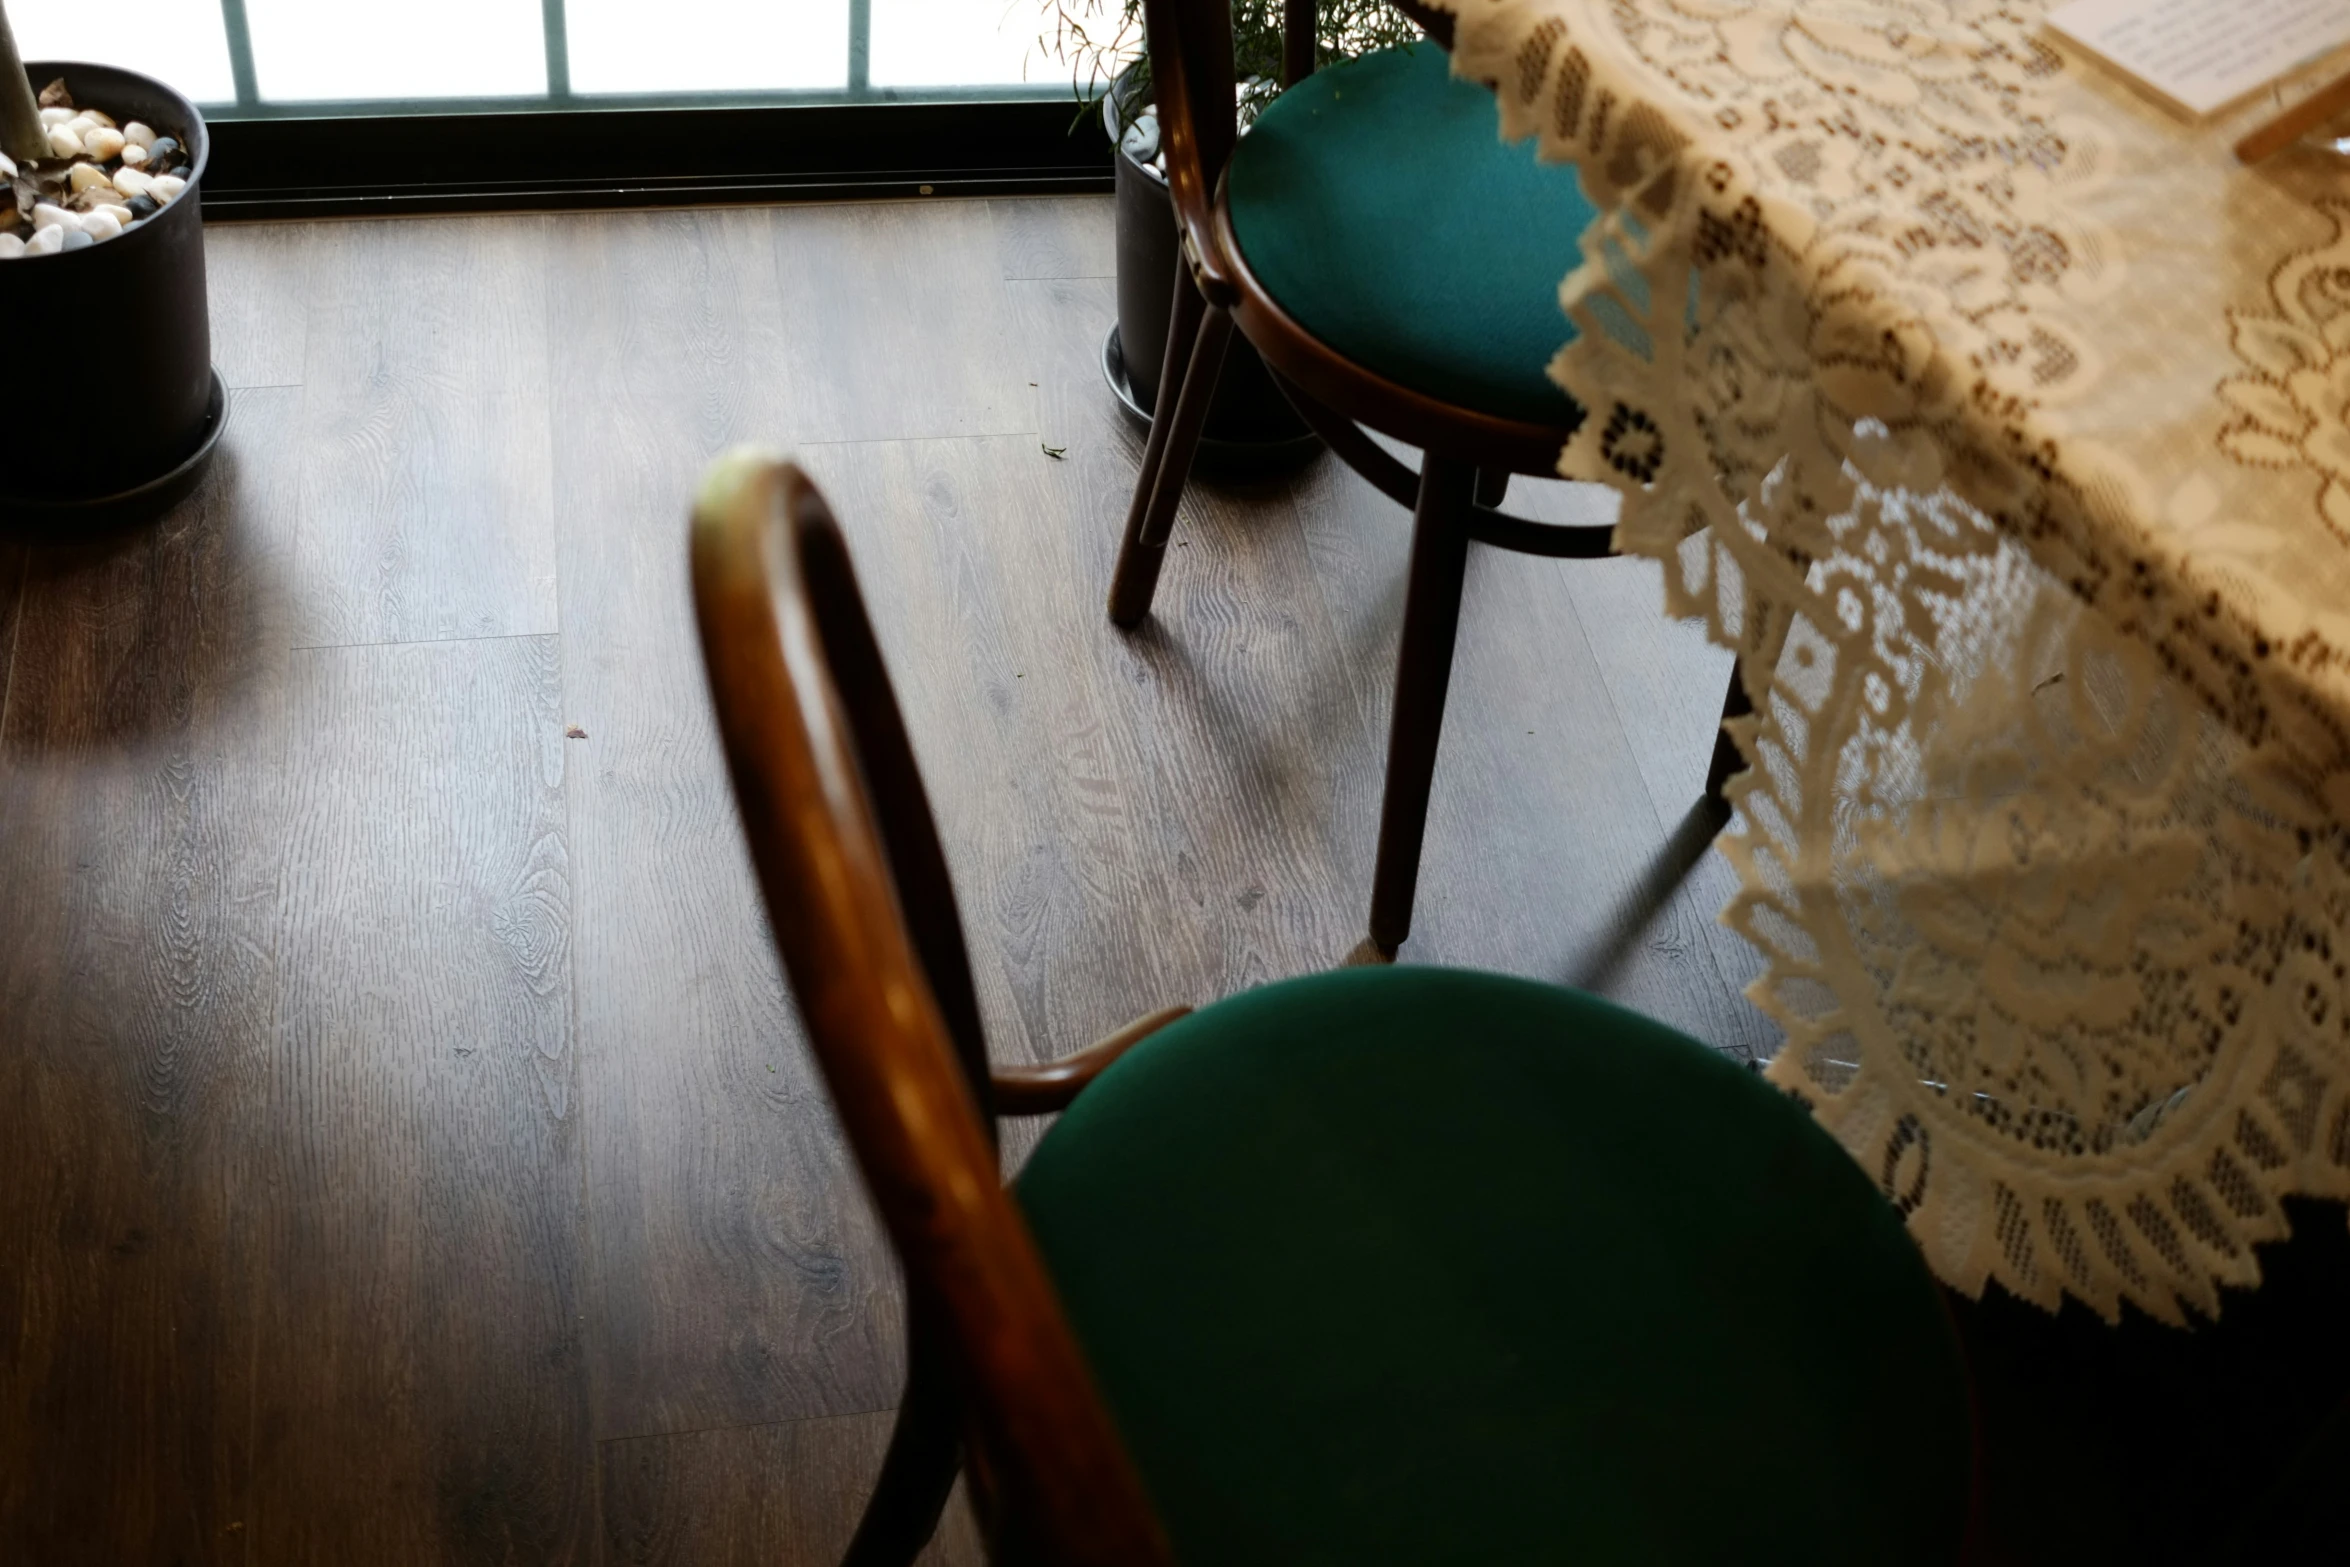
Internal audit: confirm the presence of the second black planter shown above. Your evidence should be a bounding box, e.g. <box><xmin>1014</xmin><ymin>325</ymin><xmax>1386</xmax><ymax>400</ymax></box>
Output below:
<box><xmin>0</xmin><ymin>61</ymin><xmax>223</xmax><ymax>531</ymax></box>
<box><xmin>1105</xmin><ymin>83</ymin><xmax>1319</xmax><ymax>478</ymax></box>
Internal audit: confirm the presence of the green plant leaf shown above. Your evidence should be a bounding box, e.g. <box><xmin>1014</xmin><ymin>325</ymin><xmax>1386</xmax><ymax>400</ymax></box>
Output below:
<box><xmin>1039</xmin><ymin>0</ymin><xmax>1416</xmax><ymax>137</ymax></box>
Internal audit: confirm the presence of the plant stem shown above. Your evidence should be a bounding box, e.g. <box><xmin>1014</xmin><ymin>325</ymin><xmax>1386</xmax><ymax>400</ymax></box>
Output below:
<box><xmin>0</xmin><ymin>0</ymin><xmax>47</xmax><ymax>165</ymax></box>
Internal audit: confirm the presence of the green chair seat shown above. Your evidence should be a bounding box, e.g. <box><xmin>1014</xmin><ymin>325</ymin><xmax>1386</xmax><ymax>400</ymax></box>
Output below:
<box><xmin>1225</xmin><ymin>45</ymin><xmax>1598</xmax><ymax>428</ymax></box>
<box><xmin>1015</xmin><ymin>966</ymin><xmax>1969</xmax><ymax>1564</ymax></box>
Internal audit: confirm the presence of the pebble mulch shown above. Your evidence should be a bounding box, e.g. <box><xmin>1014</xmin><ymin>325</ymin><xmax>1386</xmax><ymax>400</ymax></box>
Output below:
<box><xmin>2</xmin><ymin>78</ymin><xmax>190</xmax><ymax>260</ymax></box>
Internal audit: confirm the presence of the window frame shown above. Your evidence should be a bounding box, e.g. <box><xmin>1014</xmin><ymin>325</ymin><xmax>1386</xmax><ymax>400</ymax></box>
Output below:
<box><xmin>204</xmin><ymin>98</ymin><xmax>1113</xmax><ymax>219</ymax></box>
<box><xmin>155</xmin><ymin>0</ymin><xmax>1120</xmax><ymax>217</ymax></box>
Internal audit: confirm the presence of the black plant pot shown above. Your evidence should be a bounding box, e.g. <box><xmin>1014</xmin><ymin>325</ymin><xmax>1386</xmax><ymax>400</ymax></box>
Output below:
<box><xmin>0</xmin><ymin>62</ymin><xmax>224</xmax><ymax>534</ymax></box>
<box><xmin>1104</xmin><ymin>77</ymin><xmax>1319</xmax><ymax>479</ymax></box>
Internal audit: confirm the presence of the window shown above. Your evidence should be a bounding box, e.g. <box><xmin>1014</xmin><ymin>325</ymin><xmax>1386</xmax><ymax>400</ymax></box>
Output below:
<box><xmin>8</xmin><ymin>0</ymin><xmax>1078</xmax><ymax>114</ymax></box>
<box><xmin>7</xmin><ymin>0</ymin><xmax>1119</xmax><ymax>214</ymax></box>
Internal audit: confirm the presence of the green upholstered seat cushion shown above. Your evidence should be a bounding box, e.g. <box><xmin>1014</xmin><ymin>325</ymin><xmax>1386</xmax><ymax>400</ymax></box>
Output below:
<box><xmin>1014</xmin><ymin>967</ymin><xmax>1969</xmax><ymax>1565</ymax></box>
<box><xmin>1225</xmin><ymin>45</ymin><xmax>1597</xmax><ymax>428</ymax></box>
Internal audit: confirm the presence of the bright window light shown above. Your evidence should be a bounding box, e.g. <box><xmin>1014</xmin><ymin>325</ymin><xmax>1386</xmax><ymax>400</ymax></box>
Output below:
<box><xmin>0</xmin><ymin>0</ymin><xmax>1094</xmax><ymax>112</ymax></box>
<box><xmin>242</xmin><ymin>0</ymin><xmax>548</xmax><ymax>102</ymax></box>
<box><xmin>6</xmin><ymin>0</ymin><xmax>238</xmax><ymax>105</ymax></box>
<box><xmin>566</xmin><ymin>0</ymin><xmax>849</xmax><ymax>93</ymax></box>
<box><xmin>869</xmin><ymin>0</ymin><xmax>1051</xmax><ymax>88</ymax></box>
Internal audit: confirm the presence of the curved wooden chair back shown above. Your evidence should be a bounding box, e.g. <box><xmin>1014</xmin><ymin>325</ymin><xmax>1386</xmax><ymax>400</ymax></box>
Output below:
<box><xmin>1110</xmin><ymin>0</ymin><xmax>1680</xmax><ymax>958</ymax></box>
<box><xmin>1142</xmin><ymin>0</ymin><xmax>1327</xmax><ymax>276</ymax></box>
<box><xmin>689</xmin><ymin>452</ymin><xmax>1171</xmax><ymax>1565</ymax></box>
<box><xmin>1126</xmin><ymin>0</ymin><xmax>1587</xmax><ymax>484</ymax></box>
<box><xmin>1142</xmin><ymin>0</ymin><xmax>1238</xmax><ymax>278</ymax></box>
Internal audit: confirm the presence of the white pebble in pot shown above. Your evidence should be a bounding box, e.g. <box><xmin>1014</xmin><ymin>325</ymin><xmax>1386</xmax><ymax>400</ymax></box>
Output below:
<box><xmin>38</xmin><ymin>106</ymin><xmax>72</xmax><ymax>127</ymax></box>
<box><xmin>112</xmin><ymin>167</ymin><xmax>154</xmax><ymax>199</ymax></box>
<box><xmin>81</xmin><ymin>209</ymin><xmax>122</xmax><ymax>240</ymax></box>
<box><xmin>25</xmin><ymin>225</ymin><xmax>64</xmax><ymax>256</ymax></box>
<box><xmin>68</xmin><ymin>162</ymin><xmax>112</xmax><ymax>195</ymax></box>
<box><xmin>0</xmin><ymin>234</ymin><xmax>21</xmax><ymax>260</ymax></box>
<box><xmin>31</xmin><ymin>202</ymin><xmax>72</xmax><ymax>230</ymax></box>
<box><xmin>47</xmin><ymin>125</ymin><xmax>83</xmax><ymax>158</ymax></box>
<box><xmin>84</xmin><ymin>127</ymin><xmax>126</xmax><ymax>162</ymax></box>
<box><xmin>152</xmin><ymin>174</ymin><xmax>186</xmax><ymax>201</ymax></box>
<box><xmin>121</xmin><ymin>120</ymin><xmax>155</xmax><ymax>149</ymax></box>
<box><xmin>119</xmin><ymin>143</ymin><xmax>147</xmax><ymax>167</ymax></box>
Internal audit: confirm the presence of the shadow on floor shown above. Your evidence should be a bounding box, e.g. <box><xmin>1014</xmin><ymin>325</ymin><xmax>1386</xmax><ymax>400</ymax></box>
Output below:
<box><xmin>1951</xmin><ymin>1196</ymin><xmax>2350</xmax><ymax>1565</ymax></box>
<box><xmin>1559</xmin><ymin>795</ymin><xmax>1729</xmax><ymax>1005</ymax></box>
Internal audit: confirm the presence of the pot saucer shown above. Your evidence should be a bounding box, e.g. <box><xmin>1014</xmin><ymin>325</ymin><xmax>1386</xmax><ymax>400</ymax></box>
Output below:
<box><xmin>1102</xmin><ymin>327</ymin><xmax>1323</xmax><ymax>481</ymax></box>
<box><xmin>2</xmin><ymin>370</ymin><xmax>228</xmax><ymax>539</ymax></box>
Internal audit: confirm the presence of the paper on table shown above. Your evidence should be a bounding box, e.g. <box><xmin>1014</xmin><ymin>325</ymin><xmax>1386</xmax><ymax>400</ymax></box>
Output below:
<box><xmin>2047</xmin><ymin>0</ymin><xmax>2350</xmax><ymax>117</ymax></box>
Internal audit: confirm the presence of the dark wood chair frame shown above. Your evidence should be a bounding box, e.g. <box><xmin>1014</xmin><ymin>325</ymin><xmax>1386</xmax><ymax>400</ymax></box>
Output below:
<box><xmin>693</xmin><ymin>456</ymin><xmax>1184</xmax><ymax>1566</ymax></box>
<box><xmin>1108</xmin><ymin>0</ymin><xmax>1745</xmax><ymax>955</ymax></box>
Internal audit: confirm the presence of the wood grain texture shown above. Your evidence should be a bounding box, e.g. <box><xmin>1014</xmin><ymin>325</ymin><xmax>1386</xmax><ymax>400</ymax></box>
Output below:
<box><xmin>0</xmin><ymin>195</ymin><xmax>1783</xmax><ymax>1562</ymax></box>
<box><xmin>548</xmin><ymin>208</ymin><xmax>905</xmax><ymax>1440</ymax></box>
<box><xmin>295</xmin><ymin>216</ymin><xmax>558</xmax><ymax>648</ymax></box>
<box><xmin>988</xmin><ymin>195</ymin><xmax>1118</xmax><ymax>280</ymax></box>
<box><xmin>766</xmin><ymin>199</ymin><xmax>1029</xmax><ymax>445</ymax></box>
<box><xmin>1009</xmin><ymin>269</ymin><xmax>1767</xmax><ymax>1053</ymax></box>
<box><xmin>600</xmin><ymin>1412</ymin><xmax>982</xmax><ymax>1567</ymax></box>
<box><xmin>694</xmin><ymin>457</ymin><xmax>1178</xmax><ymax>1566</ymax></box>
<box><xmin>1285</xmin><ymin>446</ymin><xmax>1774</xmax><ymax>1058</ymax></box>
<box><xmin>0</xmin><ymin>542</ymin><xmax>23</xmax><ymax>728</ymax></box>
<box><xmin>1550</xmin><ymin>546</ymin><xmax>1771</xmax><ymax>1052</ymax></box>
<box><xmin>0</xmin><ymin>386</ymin><xmax>303</xmax><ymax>1564</ymax></box>
<box><xmin>206</xmin><ymin>220</ymin><xmax>314</xmax><ymax>390</ymax></box>
<box><xmin>250</xmin><ymin>632</ymin><xmax>591</xmax><ymax>1563</ymax></box>
<box><xmin>1487</xmin><ymin>476</ymin><xmax>1770</xmax><ymax>1051</ymax></box>
<box><xmin>999</xmin><ymin>274</ymin><xmax>1378</xmax><ymax>1002</ymax></box>
<box><xmin>803</xmin><ymin>436</ymin><xmax>1199</xmax><ymax>1122</ymax></box>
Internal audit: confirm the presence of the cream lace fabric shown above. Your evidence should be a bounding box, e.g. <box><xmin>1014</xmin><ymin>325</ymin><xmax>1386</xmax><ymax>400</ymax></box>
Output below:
<box><xmin>1423</xmin><ymin>0</ymin><xmax>2350</xmax><ymax>1322</ymax></box>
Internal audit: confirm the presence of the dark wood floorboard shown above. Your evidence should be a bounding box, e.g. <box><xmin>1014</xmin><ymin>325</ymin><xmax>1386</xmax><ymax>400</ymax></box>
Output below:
<box><xmin>251</xmin><ymin>631</ymin><xmax>592</xmax><ymax>1563</ymax></box>
<box><xmin>1</xmin><ymin>194</ymin><xmax>1778</xmax><ymax>1561</ymax></box>
<box><xmin>0</xmin><ymin>387</ymin><xmax>303</xmax><ymax>1564</ymax></box>
<box><xmin>295</xmin><ymin>216</ymin><xmax>558</xmax><ymax>648</ymax></box>
<box><xmin>808</xmin><ymin>426</ymin><xmax>1370</xmax><ymax>1090</ymax></box>
<box><xmin>988</xmin><ymin>195</ymin><xmax>1117</xmax><ymax>281</ymax></box>
<box><xmin>1005</xmin><ymin>275</ymin><xmax>1382</xmax><ymax>990</ymax></box>
<box><xmin>548</xmin><ymin>208</ymin><xmax>906</xmax><ymax>1443</ymax></box>
<box><xmin>1283</xmin><ymin>453</ymin><xmax>1768</xmax><ymax>1055</ymax></box>
<box><xmin>1550</xmin><ymin>547</ymin><xmax>1770</xmax><ymax>1048</ymax></box>
<box><xmin>0</xmin><ymin>542</ymin><xmax>24</xmax><ymax>725</ymax></box>
<box><xmin>766</xmin><ymin>200</ymin><xmax>1028</xmax><ymax>445</ymax></box>
<box><xmin>810</xmin><ymin>437</ymin><xmax>1191</xmax><ymax>1081</ymax></box>
<box><xmin>205</xmin><ymin>221</ymin><xmax>314</xmax><ymax>390</ymax></box>
<box><xmin>600</xmin><ymin>1413</ymin><xmax>981</xmax><ymax>1567</ymax></box>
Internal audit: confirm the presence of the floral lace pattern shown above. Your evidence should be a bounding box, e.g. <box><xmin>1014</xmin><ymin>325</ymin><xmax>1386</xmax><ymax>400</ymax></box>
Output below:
<box><xmin>2219</xmin><ymin>201</ymin><xmax>2350</xmax><ymax>547</ymax></box>
<box><xmin>1426</xmin><ymin>0</ymin><xmax>2350</xmax><ymax>1320</ymax></box>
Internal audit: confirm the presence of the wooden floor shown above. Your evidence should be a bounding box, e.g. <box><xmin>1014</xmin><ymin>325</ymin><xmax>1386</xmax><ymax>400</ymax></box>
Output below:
<box><xmin>0</xmin><ymin>198</ymin><xmax>1767</xmax><ymax>1565</ymax></box>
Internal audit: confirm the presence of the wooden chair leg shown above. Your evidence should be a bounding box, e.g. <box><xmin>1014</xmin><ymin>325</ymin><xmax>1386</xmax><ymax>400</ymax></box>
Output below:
<box><xmin>1474</xmin><ymin>468</ymin><xmax>1510</xmax><ymax>509</ymax></box>
<box><xmin>1704</xmin><ymin>664</ymin><xmax>1752</xmax><ymax>812</ymax></box>
<box><xmin>1367</xmin><ymin>453</ymin><xmax>1477</xmax><ymax>956</ymax></box>
<box><xmin>1108</xmin><ymin>269</ymin><xmax>1234</xmax><ymax>628</ymax></box>
<box><xmin>843</xmin><ymin>1320</ymin><xmax>963</xmax><ymax>1567</ymax></box>
<box><xmin>1114</xmin><ymin>269</ymin><xmax>1206</xmax><ymax>570</ymax></box>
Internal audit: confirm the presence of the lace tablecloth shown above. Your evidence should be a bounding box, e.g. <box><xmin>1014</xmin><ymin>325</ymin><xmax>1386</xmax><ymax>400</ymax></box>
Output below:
<box><xmin>1424</xmin><ymin>0</ymin><xmax>2350</xmax><ymax>1322</ymax></box>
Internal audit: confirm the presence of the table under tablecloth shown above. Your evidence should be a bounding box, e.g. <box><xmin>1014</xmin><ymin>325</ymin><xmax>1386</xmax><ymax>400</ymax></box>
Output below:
<box><xmin>1424</xmin><ymin>0</ymin><xmax>2350</xmax><ymax>1322</ymax></box>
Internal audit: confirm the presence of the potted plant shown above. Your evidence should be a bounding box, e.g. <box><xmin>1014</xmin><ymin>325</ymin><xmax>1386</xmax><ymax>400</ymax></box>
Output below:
<box><xmin>0</xmin><ymin>0</ymin><xmax>221</xmax><ymax>529</ymax></box>
<box><xmin>1044</xmin><ymin>0</ymin><xmax>1415</xmax><ymax>476</ymax></box>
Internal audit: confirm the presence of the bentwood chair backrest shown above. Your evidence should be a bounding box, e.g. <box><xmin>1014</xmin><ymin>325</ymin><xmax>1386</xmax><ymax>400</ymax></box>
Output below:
<box><xmin>1143</xmin><ymin>0</ymin><xmax>1240</xmax><ymax>263</ymax></box>
<box><xmin>689</xmin><ymin>452</ymin><xmax>1171</xmax><ymax>1565</ymax></box>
